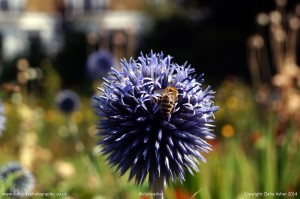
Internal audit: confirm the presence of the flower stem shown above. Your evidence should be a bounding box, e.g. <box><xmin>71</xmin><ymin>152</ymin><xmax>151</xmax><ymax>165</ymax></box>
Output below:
<box><xmin>152</xmin><ymin>176</ymin><xmax>164</xmax><ymax>199</ymax></box>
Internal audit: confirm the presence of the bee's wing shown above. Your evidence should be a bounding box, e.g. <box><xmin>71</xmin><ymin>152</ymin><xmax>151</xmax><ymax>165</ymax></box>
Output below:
<box><xmin>152</xmin><ymin>89</ymin><xmax>164</xmax><ymax>103</ymax></box>
<box><xmin>154</xmin><ymin>89</ymin><xmax>167</xmax><ymax>95</ymax></box>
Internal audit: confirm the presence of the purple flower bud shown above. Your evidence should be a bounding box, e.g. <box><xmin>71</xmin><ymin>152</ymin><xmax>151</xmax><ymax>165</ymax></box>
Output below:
<box><xmin>55</xmin><ymin>90</ymin><xmax>80</xmax><ymax>114</ymax></box>
<box><xmin>0</xmin><ymin>162</ymin><xmax>35</xmax><ymax>195</ymax></box>
<box><xmin>86</xmin><ymin>50</ymin><xmax>115</xmax><ymax>80</ymax></box>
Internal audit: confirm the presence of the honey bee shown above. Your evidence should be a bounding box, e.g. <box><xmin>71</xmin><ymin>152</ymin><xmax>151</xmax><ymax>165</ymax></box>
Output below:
<box><xmin>153</xmin><ymin>86</ymin><xmax>178</xmax><ymax>118</ymax></box>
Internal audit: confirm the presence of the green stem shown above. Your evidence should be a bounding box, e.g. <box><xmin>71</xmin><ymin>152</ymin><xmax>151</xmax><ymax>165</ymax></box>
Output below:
<box><xmin>67</xmin><ymin>116</ymin><xmax>101</xmax><ymax>181</ymax></box>
<box><xmin>152</xmin><ymin>176</ymin><xmax>164</xmax><ymax>199</ymax></box>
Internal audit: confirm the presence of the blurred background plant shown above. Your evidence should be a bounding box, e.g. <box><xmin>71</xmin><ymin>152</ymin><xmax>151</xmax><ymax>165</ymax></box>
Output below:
<box><xmin>0</xmin><ymin>161</ymin><xmax>35</xmax><ymax>197</ymax></box>
<box><xmin>0</xmin><ymin>0</ymin><xmax>299</xmax><ymax>199</ymax></box>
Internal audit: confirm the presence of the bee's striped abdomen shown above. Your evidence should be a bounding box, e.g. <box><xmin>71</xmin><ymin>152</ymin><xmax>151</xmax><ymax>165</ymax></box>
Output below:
<box><xmin>160</xmin><ymin>95</ymin><xmax>174</xmax><ymax>117</ymax></box>
<box><xmin>153</xmin><ymin>86</ymin><xmax>178</xmax><ymax>119</ymax></box>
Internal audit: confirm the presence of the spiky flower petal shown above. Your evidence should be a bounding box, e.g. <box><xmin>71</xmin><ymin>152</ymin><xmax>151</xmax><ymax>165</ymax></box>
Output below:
<box><xmin>0</xmin><ymin>162</ymin><xmax>35</xmax><ymax>195</ymax></box>
<box><xmin>93</xmin><ymin>51</ymin><xmax>218</xmax><ymax>186</ymax></box>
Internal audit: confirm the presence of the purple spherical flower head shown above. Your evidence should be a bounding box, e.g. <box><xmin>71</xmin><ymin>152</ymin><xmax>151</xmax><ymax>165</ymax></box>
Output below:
<box><xmin>0</xmin><ymin>162</ymin><xmax>35</xmax><ymax>195</ymax></box>
<box><xmin>86</xmin><ymin>50</ymin><xmax>115</xmax><ymax>80</ymax></box>
<box><xmin>93</xmin><ymin>51</ymin><xmax>218</xmax><ymax>187</ymax></box>
<box><xmin>0</xmin><ymin>99</ymin><xmax>6</xmax><ymax>137</ymax></box>
<box><xmin>55</xmin><ymin>90</ymin><xmax>80</xmax><ymax>114</ymax></box>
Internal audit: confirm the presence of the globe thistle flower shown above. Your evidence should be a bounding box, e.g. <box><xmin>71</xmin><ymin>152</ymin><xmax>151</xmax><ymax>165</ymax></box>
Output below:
<box><xmin>86</xmin><ymin>49</ymin><xmax>115</xmax><ymax>80</ymax></box>
<box><xmin>55</xmin><ymin>89</ymin><xmax>80</xmax><ymax>114</ymax></box>
<box><xmin>93</xmin><ymin>51</ymin><xmax>218</xmax><ymax>187</ymax></box>
<box><xmin>0</xmin><ymin>99</ymin><xmax>6</xmax><ymax>137</ymax></box>
<box><xmin>0</xmin><ymin>162</ymin><xmax>35</xmax><ymax>195</ymax></box>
